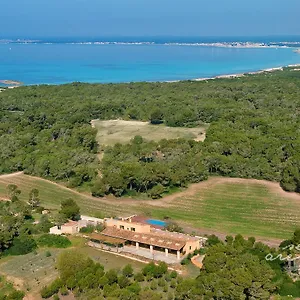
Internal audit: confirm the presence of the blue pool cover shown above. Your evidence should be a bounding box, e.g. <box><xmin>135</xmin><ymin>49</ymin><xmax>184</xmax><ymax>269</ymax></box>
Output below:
<box><xmin>146</xmin><ymin>219</ymin><xmax>166</xmax><ymax>227</ymax></box>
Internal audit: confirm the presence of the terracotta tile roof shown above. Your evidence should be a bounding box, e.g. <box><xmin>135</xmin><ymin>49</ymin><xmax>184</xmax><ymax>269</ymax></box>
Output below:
<box><xmin>102</xmin><ymin>227</ymin><xmax>190</xmax><ymax>251</ymax></box>
<box><xmin>62</xmin><ymin>220</ymin><xmax>78</xmax><ymax>227</ymax></box>
<box><xmin>89</xmin><ymin>233</ymin><xmax>126</xmax><ymax>245</ymax></box>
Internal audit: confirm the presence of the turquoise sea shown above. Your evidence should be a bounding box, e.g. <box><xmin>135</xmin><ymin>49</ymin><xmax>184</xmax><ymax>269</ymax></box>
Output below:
<box><xmin>0</xmin><ymin>37</ymin><xmax>300</xmax><ymax>85</ymax></box>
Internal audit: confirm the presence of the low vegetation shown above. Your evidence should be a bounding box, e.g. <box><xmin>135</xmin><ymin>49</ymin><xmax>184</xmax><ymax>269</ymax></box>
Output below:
<box><xmin>0</xmin><ymin>275</ymin><xmax>24</xmax><ymax>300</ymax></box>
<box><xmin>36</xmin><ymin>234</ymin><xmax>71</xmax><ymax>248</ymax></box>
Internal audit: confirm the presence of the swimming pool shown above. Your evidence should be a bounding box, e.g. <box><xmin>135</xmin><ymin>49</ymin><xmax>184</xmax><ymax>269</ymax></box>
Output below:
<box><xmin>146</xmin><ymin>219</ymin><xmax>166</xmax><ymax>227</ymax></box>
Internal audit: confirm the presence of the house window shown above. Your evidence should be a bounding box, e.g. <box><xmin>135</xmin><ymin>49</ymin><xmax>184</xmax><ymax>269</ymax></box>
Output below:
<box><xmin>131</xmin><ymin>227</ymin><xmax>136</xmax><ymax>232</ymax></box>
<box><xmin>120</xmin><ymin>225</ymin><xmax>124</xmax><ymax>230</ymax></box>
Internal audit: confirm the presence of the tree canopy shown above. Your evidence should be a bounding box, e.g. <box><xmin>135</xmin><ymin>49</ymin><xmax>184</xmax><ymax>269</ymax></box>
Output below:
<box><xmin>0</xmin><ymin>68</ymin><xmax>300</xmax><ymax>197</ymax></box>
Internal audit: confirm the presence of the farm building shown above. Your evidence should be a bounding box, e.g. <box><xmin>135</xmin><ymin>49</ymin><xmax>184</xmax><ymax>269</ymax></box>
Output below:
<box><xmin>88</xmin><ymin>216</ymin><xmax>205</xmax><ymax>263</ymax></box>
<box><xmin>50</xmin><ymin>220</ymin><xmax>83</xmax><ymax>235</ymax></box>
<box><xmin>49</xmin><ymin>215</ymin><xmax>103</xmax><ymax>235</ymax></box>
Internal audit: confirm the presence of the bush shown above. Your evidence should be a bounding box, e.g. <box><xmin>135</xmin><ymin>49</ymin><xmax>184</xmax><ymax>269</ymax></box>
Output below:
<box><xmin>134</xmin><ymin>272</ymin><xmax>144</xmax><ymax>282</ymax></box>
<box><xmin>147</xmin><ymin>184</ymin><xmax>166</xmax><ymax>199</ymax></box>
<box><xmin>170</xmin><ymin>279</ymin><xmax>177</xmax><ymax>289</ymax></box>
<box><xmin>7</xmin><ymin>290</ymin><xmax>25</xmax><ymax>300</ymax></box>
<box><xmin>150</xmin><ymin>280</ymin><xmax>158</xmax><ymax>290</ymax></box>
<box><xmin>60</xmin><ymin>286</ymin><xmax>69</xmax><ymax>296</ymax></box>
<box><xmin>158</xmin><ymin>277</ymin><xmax>165</xmax><ymax>287</ymax></box>
<box><xmin>6</xmin><ymin>236</ymin><xmax>37</xmax><ymax>256</ymax></box>
<box><xmin>79</xmin><ymin>225</ymin><xmax>95</xmax><ymax>234</ymax></box>
<box><xmin>40</xmin><ymin>279</ymin><xmax>63</xmax><ymax>298</ymax></box>
<box><xmin>35</xmin><ymin>206</ymin><xmax>45</xmax><ymax>214</ymax></box>
<box><xmin>127</xmin><ymin>282</ymin><xmax>141</xmax><ymax>295</ymax></box>
<box><xmin>37</xmin><ymin>234</ymin><xmax>71</xmax><ymax>248</ymax></box>
<box><xmin>170</xmin><ymin>271</ymin><xmax>177</xmax><ymax>279</ymax></box>
<box><xmin>122</xmin><ymin>264</ymin><xmax>134</xmax><ymax>277</ymax></box>
<box><xmin>180</xmin><ymin>258</ymin><xmax>190</xmax><ymax>265</ymax></box>
<box><xmin>117</xmin><ymin>275</ymin><xmax>130</xmax><ymax>288</ymax></box>
<box><xmin>45</xmin><ymin>250</ymin><xmax>52</xmax><ymax>257</ymax></box>
<box><xmin>164</xmin><ymin>221</ymin><xmax>183</xmax><ymax>233</ymax></box>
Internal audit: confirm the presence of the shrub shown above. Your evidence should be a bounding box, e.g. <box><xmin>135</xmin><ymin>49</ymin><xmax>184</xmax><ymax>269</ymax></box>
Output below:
<box><xmin>150</xmin><ymin>280</ymin><xmax>158</xmax><ymax>290</ymax></box>
<box><xmin>158</xmin><ymin>277</ymin><xmax>165</xmax><ymax>287</ymax></box>
<box><xmin>170</xmin><ymin>279</ymin><xmax>177</xmax><ymax>289</ymax></box>
<box><xmin>37</xmin><ymin>234</ymin><xmax>71</xmax><ymax>248</ymax></box>
<box><xmin>6</xmin><ymin>236</ymin><xmax>37</xmax><ymax>256</ymax></box>
<box><xmin>170</xmin><ymin>271</ymin><xmax>177</xmax><ymax>279</ymax></box>
<box><xmin>134</xmin><ymin>272</ymin><xmax>144</xmax><ymax>282</ymax></box>
<box><xmin>122</xmin><ymin>264</ymin><xmax>134</xmax><ymax>277</ymax></box>
<box><xmin>7</xmin><ymin>290</ymin><xmax>25</xmax><ymax>300</ymax></box>
<box><xmin>40</xmin><ymin>279</ymin><xmax>63</xmax><ymax>298</ymax></box>
<box><xmin>117</xmin><ymin>275</ymin><xmax>130</xmax><ymax>288</ymax></box>
<box><xmin>127</xmin><ymin>282</ymin><xmax>141</xmax><ymax>295</ymax></box>
<box><xmin>180</xmin><ymin>258</ymin><xmax>190</xmax><ymax>265</ymax></box>
<box><xmin>45</xmin><ymin>251</ymin><xmax>52</xmax><ymax>257</ymax></box>
<box><xmin>164</xmin><ymin>221</ymin><xmax>183</xmax><ymax>233</ymax></box>
<box><xmin>60</xmin><ymin>286</ymin><xmax>69</xmax><ymax>296</ymax></box>
<box><xmin>79</xmin><ymin>225</ymin><xmax>95</xmax><ymax>233</ymax></box>
<box><xmin>147</xmin><ymin>184</ymin><xmax>166</xmax><ymax>199</ymax></box>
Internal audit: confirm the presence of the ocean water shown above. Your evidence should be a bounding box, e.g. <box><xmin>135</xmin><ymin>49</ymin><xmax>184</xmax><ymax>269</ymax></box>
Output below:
<box><xmin>1</xmin><ymin>37</ymin><xmax>300</xmax><ymax>85</ymax></box>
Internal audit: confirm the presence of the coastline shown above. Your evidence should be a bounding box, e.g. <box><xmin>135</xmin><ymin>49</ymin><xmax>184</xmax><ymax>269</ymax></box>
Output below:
<box><xmin>169</xmin><ymin>64</ymin><xmax>300</xmax><ymax>83</ymax></box>
<box><xmin>1</xmin><ymin>64</ymin><xmax>300</xmax><ymax>88</ymax></box>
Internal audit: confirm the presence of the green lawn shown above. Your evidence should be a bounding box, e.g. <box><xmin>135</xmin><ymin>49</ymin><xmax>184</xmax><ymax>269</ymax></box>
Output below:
<box><xmin>92</xmin><ymin>119</ymin><xmax>208</xmax><ymax>146</ymax></box>
<box><xmin>1</xmin><ymin>173</ymin><xmax>300</xmax><ymax>239</ymax></box>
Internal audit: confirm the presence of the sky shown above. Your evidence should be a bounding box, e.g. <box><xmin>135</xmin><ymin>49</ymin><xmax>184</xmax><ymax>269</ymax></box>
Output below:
<box><xmin>1</xmin><ymin>0</ymin><xmax>300</xmax><ymax>38</ymax></box>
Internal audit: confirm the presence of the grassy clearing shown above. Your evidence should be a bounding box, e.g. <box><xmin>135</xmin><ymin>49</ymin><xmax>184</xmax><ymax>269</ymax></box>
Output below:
<box><xmin>1</xmin><ymin>173</ymin><xmax>300</xmax><ymax>239</ymax></box>
<box><xmin>92</xmin><ymin>119</ymin><xmax>208</xmax><ymax>146</ymax></box>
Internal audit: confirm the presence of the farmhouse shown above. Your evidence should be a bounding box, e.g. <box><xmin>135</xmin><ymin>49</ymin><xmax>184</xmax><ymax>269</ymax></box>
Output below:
<box><xmin>49</xmin><ymin>215</ymin><xmax>103</xmax><ymax>235</ymax></box>
<box><xmin>88</xmin><ymin>216</ymin><xmax>205</xmax><ymax>263</ymax></box>
<box><xmin>50</xmin><ymin>220</ymin><xmax>82</xmax><ymax>235</ymax></box>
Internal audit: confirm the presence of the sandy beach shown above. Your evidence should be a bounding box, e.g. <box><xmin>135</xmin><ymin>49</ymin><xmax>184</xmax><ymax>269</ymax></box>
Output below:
<box><xmin>192</xmin><ymin>64</ymin><xmax>300</xmax><ymax>82</ymax></box>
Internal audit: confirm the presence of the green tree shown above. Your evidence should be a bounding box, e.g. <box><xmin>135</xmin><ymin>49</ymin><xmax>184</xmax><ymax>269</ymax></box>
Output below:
<box><xmin>56</xmin><ymin>250</ymin><xmax>93</xmax><ymax>281</ymax></box>
<box><xmin>122</xmin><ymin>264</ymin><xmax>134</xmax><ymax>277</ymax></box>
<box><xmin>28</xmin><ymin>188</ymin><xmax>40</xmax><ymax>209</ymax></box>
<box><xmin>60</xmin><ymin>199</ymin><xmax>80</xmax><ymax>221</ymax></box>
<box><xmin>7</xmin><ymin>184</ymin><xmax>21</xmax><ymax>202</ymax></box>
<box><xmin>150</xmin><ymin>109</ymin><xmax>164</xmax><ymax>125</ymax></box>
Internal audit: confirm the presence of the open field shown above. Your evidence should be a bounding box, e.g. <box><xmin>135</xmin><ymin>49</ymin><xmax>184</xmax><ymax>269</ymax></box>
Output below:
<box><xmin>91</xmin><ymin>119</ymin><xmax>208</xmax><ymax>146</ymax></box>
<box><xmin>0</xmin><ymin>249</ymin><xmax>62</xmax><ymax>299</ymax></box>
<box><xmin>1</xmin><ymin>173</ymin><xmax>300</xmax><ymax>240</ymax></box>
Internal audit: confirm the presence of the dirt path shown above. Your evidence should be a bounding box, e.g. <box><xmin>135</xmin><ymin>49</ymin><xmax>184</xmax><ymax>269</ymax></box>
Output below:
<box><xmin>0</xmin><ymin>171</ymin><xmax>23</xmax><ymax>179</ymax></box>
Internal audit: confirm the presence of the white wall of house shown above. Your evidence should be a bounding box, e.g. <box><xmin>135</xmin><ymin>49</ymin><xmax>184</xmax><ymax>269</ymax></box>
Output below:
<box><xmin>49</xmin><ymin>226</ymin><xmax>62</xmax><ymax>235</ymax></box>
